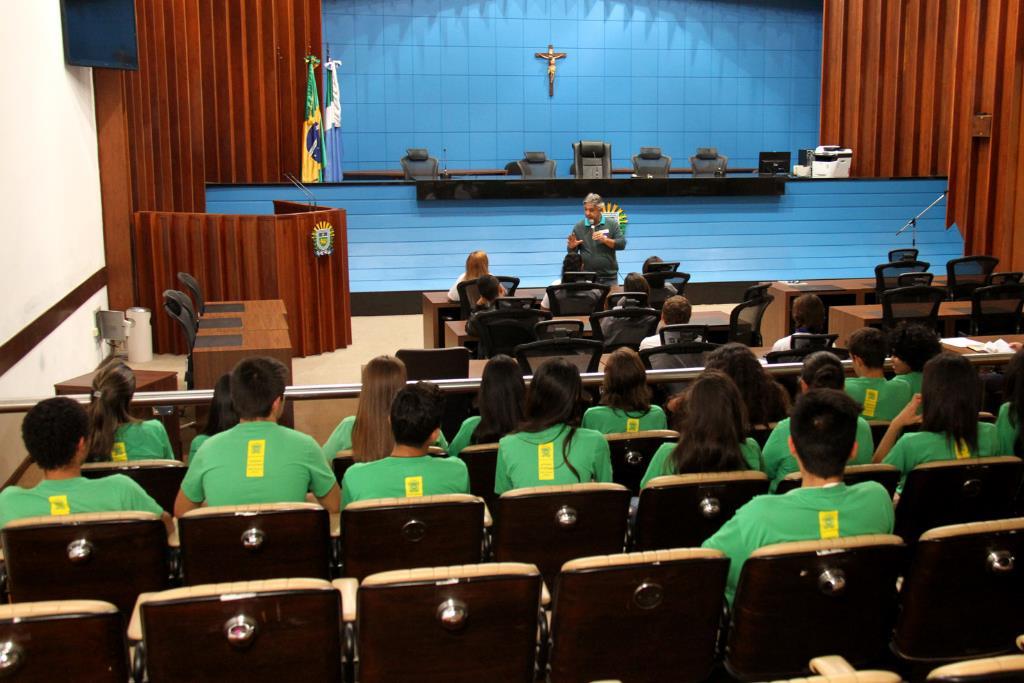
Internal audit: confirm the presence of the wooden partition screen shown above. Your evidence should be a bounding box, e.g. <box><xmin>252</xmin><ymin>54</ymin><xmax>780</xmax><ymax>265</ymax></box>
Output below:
<box><xmin>135</xmin><ymin>205</ymin><xmax>351</xmax><ymax>357</ymax></box>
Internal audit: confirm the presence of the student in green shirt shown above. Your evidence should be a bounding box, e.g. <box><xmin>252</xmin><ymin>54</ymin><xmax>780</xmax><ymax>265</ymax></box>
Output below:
<box><xmin>844</xmin><ymin>327</ymin><xmax>913</xmax><ymax>420</ymax></box>
<box><xmin>764</xmin><ymin>351</ymin><xmax>875</xmax><ymax>491</ymax></box>
<box><xmin>703</xmin><ymin>389</ymin><xmax>895</xmax><ymax>604</ymax></box>
<box><xmin>448</xmin><ymin>355</ymin><xmax>524</xmax><ymax>458</ymax></box>
<box><xmin>874</xmin><ymin>353</ymin><xmax>1000</xmax><ymax>490</ymax></box>
<box><xmin>188</xmin><ymin>373</ymin><xmax>238</xmax><ymax>463</ymax></box>
<box><xmin>996</xmin><ymin>350</ymin><xmax>1024</xmax><ymax>456</ymax></box>
<box><xmin>176</xmin><ymin>357</ymin><xmax>340</xmax><ymax>515</ymax></box>
<box><xmin>582</xmin><ymin>347</ymin><xmax>667</xmax><ymax>435</ymax></box>
<box><xmin>0</xmin><ymin>397</ymin><xmax>172</xmax><ymax>534</ymax></box>
<box><xmin>495</xmin><ymin>358</ymin><xmax>612</xmax><ymax>494</ymax></box>
<box><xmin>87</xmin><ymin>358</ymin><xmax>175</xmax><ymax>462</ymax></box>
<box><xmin>641</xmin><ymin>370</ymin><xmax>761</xmax><ymax>488</ymax></box>
<box><xmin>888</xmin><ymin>323</ymin><xmax>942</xmax><ymax>397</ymax></box>
<box><xmin>342</xmin><ymin>382</ymin><xmax>470</xmax><ymax>507</ymax></box>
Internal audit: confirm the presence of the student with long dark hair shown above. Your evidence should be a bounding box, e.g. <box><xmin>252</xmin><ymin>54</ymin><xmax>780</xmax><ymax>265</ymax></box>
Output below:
<box><xmin>582</xmin><ymin>348</ymin><xmax>667</xmax><ymax>434</ymax></box>
<box><xmin>762</xmin><ymin>351</ymin><xmax>875</xmax><ymax>490</ymax></box>
<box><xmin>494</xmin><ymin>358</ymin><xmax>612</xmax><ymax>493</ymax></box>
<box><xmin>874</xmin><ymin>353</ymin><xmax>999</xmax><ymax>489</ymax></box>
<box><xmin>997</xmin><ymin>349</ymin><xmax>1024</xmax><ymax>455</ymax></box>
<box><xmin>705</xmin><ymin>343</ymin><xmax>790</xmax><ymax>426</ymax></box>
<box><xmin>640</xmin><ymin>370</ymin><xmax>761</xmax><ymax>488</ymax></box>
<box><xmin>447</xmin><ymin>355</ymin><xmax>525</xmax><ymax>457</ymax></box>
<box><xmin>87</xmin><ymin>358</ymin><xmax>174</xmax><ymax>462</ymax></box>
<box><xmin>188</xmin><ymin>373</ymin><xmax>239</xmax><ymax>462</ymax></box>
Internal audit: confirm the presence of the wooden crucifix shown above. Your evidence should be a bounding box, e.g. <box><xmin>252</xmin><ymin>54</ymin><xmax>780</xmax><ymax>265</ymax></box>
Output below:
<box><xmin>535</xmin><ymin>44</ymin><xmax>567</xmax><ymax>97</ymax></box>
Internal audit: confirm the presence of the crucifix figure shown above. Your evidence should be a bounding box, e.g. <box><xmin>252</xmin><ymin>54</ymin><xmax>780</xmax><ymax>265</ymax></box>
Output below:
<box><xmin>535</xmin><ymin>44</ymin><xmax>567</xmax><ymax>97</ymax></box>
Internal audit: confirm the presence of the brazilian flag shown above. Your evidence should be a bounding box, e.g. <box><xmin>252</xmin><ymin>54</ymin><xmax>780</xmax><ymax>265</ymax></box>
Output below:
<box><xmin>302</xmin><ymin>56</ymin><xmax>325</xmax><ymax>183</ymax></box>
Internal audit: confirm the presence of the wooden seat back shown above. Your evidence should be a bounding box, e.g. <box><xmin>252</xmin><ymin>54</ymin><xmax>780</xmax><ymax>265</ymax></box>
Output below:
<box><xmin>775</xmin><ymin>464</ymin><xmax>900</xmax><ymax>497</ymax></box>
<box><xmin>81</xmin><ymin>459</ymin><xmax>186</xmax><ymax>512</ymax></box>
<box><xmin>605</xmin><ymin>430</ymin><xmax>678</xmax><ymax>496</ymax></box>
<box><xmin>459</xmin><ymin>443</ymin><xmax>499</xmax><ymax>507</ymax></box>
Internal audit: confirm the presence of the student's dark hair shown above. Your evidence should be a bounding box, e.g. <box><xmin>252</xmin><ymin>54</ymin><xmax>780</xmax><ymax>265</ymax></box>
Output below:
<box><xmin>390</xmin><ymin>382</ymin><xmax>445</xmax><ymax>448</ymax></box>
<box><xmin>661</xmin><ymin>296</ymin><xmax>692</xmax><ymax>325</ymax></box>
<box><xmin>791</xmin><ymin>294</ymin><xmax>825</xmax><ymax>332</ymax></box>
<box><xmin>799</xmin><ymin>351</ymin><xmax>846</xmax><ymax>391</ymax></box>
<box><xmin>790</xmin><ymin>389</ymin><xmax>861</xmax><ymax>478</ymax></box>
<box><xmin>642</xmin><ymin>256</ymin><xmax>663</xmax><ymax>273</ymax></box>
<box><xmin>622</xmin><ymin>272</ymin><xmax>650</xmax><ymax>295</ymax></box>
<box><xmin>1004</xmin><ymin>349</ymin><xmax>1024</xmax><ymax>455</ymax></box>
<box><xmin>600</xmin><ymin>348</ymin><xmax>651</xmax><ymax>413</ymax></box>
<box><xmin>87</xmin><ymin>357</ymin><xmax>138</xmax><ymax>461</ymax></box>
<box><xmin>669</xmin><ymin>371</ymin><xmax>750</xmax><ymax>474</ymax></box>
<box><xmin>230</xmin><ymin>356</ymin><xmax>288</xmax><ymax>420</ymax></box>
<box><xmin>23</xmin><ymin>397</ymin><xmax>89</xmax><ymax>470</ymax></box>
<box><xmin>477</xmin><ymin>274</ymin><xmax>500</xmax><ymax>302</ymax></box>
<box><xmin>202</xmin><ymin>373</ymin><xmax>239</xmax><ymax>436</ymax></box>
<box><xmin>890</xmin><ymin>322</ymin><xmax>942</xmax><ymax>372</ymax></box>
<box><xmin>921</xmin><ymin>353</ymin><xmax>980</xmax><ymax>453</ymax></box>
<box><xmin>519</xmin><ymin>358</ymin><xmax>584</xmax><ymax>481</ymax></box>
<box><xmin>705</xmin><ymin>343</ymin><xmax>790</xmax><ymax>425</ymax></box>
<box><xmin>848</xmin><ymin>327</ymin><xmax>889</xmax><ymax>369</ymax></box>
<box><xmin>561</xmin><ymin>253</ymin><xmax>583</xmax><ymax>277</ymax></box>
<box><xmin>473</xmin><ymin>355</ymin><xmax>525</xmax><ymax>444</ymax></box>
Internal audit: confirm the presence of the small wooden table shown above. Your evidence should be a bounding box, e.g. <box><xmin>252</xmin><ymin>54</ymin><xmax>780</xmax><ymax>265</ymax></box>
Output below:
<box><xmin>192</xmin><ymin>328</ymin><xmax>293</xmax><ymax>389</ymax></box>
<box><xmin>828</xmin><ymin>301</ymin><xmax>972</xmax><ymax>347</ymax></box>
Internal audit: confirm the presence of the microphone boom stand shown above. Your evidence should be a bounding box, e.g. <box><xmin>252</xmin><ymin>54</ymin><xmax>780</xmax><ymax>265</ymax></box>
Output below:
<box><xmin>895</xmin><ymin>191</ymin><xmax>946</xmax><ymax>249</ymax></box>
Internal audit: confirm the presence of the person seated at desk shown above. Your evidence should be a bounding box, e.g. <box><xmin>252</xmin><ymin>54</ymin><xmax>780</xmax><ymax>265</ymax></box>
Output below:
<box><xmin>888</xmin><ymin>323</ymin><xmax>942</xmax><ymax>396</ymax></box>
<box><xmin>996</xmin><ymin>349</ymin><xmax>1024</xmax><ymax>456</ymax></box>
<box><xmin>771</xmin><ymin>294</ymin><xmax>825</xmax><ymax>352</ymax></box>
<box><xmin>844</xmin><ymin>328</ymin><xmax>912</xmax><ymax>421</ymax></box>
<box><xmin>447</xmin><ymin>250</ymin><xmax>503</xmax><ymax>302</ymax></box>
<box><xmin>611</xmin><ymin>272</ymin><xmax>649</xmax><ymax>308</ymax></box>
<box><xmin>540</xmin><ymin>253</ymin><xmax>584</xmax><ymax>310</ymax></box>
<box><xmin>341</xmin><ymin>382</ymin><xmax>470</xmax><ymax>507</ymax></box>
<box><xmin>639</xmin><ymin>295</ymin><xmax>693</xmax><ymax>351</ymax></box>
<box><xmin>87</xmin><ymin>358</ymin><xmax>175</xmax><ymax>463</ymax></box>
<box><xmin>465</xmin><ymin>274</ymin><xmax>500</xmax><ymax>336</ymax></box>
<box><xmin>0</xmin><ymin>397</ymin><xmax>172</xmax><ymax>534</ymax></box>
<box><xmin>448</xmin><ymin>355</ymin><xmax>525</xmax><ymax>458</ymax></box>
<box><xmin>175</xmin><ymin>357</ymin><xmax>340</xmax><ymax>514</ymax></box>
<box><xmin>583</xmin><ymin>348</ymin><xmax>667</xmax><ymax>434</ymax></box>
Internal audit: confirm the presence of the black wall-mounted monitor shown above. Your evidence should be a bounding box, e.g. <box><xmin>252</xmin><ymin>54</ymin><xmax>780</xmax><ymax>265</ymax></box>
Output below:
<box><xmin>758</xmin><ymin>151</ymin><xmax>791</xmax><ymax>176</ymax></box>
<box><xmin>60</xmin><ymin>0</ymin><xmax>139</xmax><ymax>70</ymax></box>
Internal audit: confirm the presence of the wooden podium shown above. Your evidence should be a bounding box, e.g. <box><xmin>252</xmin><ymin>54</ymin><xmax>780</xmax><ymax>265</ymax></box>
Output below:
<box><xmin>134</xmin><ymin>201</ymin><xmax>352</xmax><ymax>356</ymax></box>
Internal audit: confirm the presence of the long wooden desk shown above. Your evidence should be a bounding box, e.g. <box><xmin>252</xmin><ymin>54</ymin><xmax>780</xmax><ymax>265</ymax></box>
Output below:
<box><xmin>941</xmin><ymin>334</ymin><xmax>1024</xmax><ymax>355</ymax></box>
<box><xmin>828</xmin><ymin>301</ymin><xmax>971</xmax><ymax>347</ymax></box>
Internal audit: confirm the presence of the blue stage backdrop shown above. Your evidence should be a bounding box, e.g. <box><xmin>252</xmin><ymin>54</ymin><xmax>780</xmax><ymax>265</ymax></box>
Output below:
<box><xmin>206</xmin><ymin>179</ymin><xmax>963</xmax><ymax>293</ymax></box>
<box><xmin>322</xmin><ymin>0</ymin><xmax>824</xmax><ymax>173</ymax></box>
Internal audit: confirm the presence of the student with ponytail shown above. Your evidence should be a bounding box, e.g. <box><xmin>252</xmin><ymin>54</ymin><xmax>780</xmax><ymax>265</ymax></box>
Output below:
<box><xmin>87</xmin><ymin>358</ymin><xmax>174</xmax><ymax>462</ymax></box>
<box><xmin>996</xmin><ymin>349</ymin><xmax>1024</xmax><ymax>456</ymax></box>
<box><xmin>494</xmin><ymin>358</ymin><xmax>612</xmax><ymax>493</ymax></box>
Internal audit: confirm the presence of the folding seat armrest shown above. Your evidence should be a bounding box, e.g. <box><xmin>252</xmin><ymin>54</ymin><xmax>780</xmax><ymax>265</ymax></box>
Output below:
<box><xmin>482</xmin><ymin>503</ymin><xmax>493</xmax><ymax>528</ymax></box>
<box><xmin>128</xmin><ymin>592</ymin><xmax>160</xmax><ymax>642</ymax></box>
<box><xmin>332</xmin><ymin>578</ymin><xmax>359</xmax><ymax>624</ymax></box>
<box><xmin>810</xmin><ymin>655</ymin><xmax>856</xmax><ymax>675</ymax></box>
<box><xmin>541</xmin><ymin>580</ymin><xmax>551</xmax><ymax>607</ymax></box>
<box><xmin>330</xmin><ymin>512</ymin><xmax>341</xmax><ymax>538</ymax></box>
<box><xmin>1018</xmin><ymin>634</ymin><xmax>1024</xmax><ymax>651</ymax></box>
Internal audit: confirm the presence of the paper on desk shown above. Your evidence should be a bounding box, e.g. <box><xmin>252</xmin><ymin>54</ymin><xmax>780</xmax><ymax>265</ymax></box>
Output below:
<box><xmin>941</xmin><ymin>337</ymin><xmax>975</xmax><ymax>348</ymax></box>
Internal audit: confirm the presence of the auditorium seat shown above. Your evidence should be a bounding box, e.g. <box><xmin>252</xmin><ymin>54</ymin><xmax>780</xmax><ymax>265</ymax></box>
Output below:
<box><xmin>355</xmin><ymin>563</ymin><xmax>544</xmax><ymax>683</ymax></box>
<box><xmin>640</xmin><ymin>340</ymin><xmax>719</xmax><ymax>373</ymax></box>
<box><xmin>888</xmin><ymin>248</ymin><xmax>920</xmax><ymax>263</ymax></box>
<box><xmin>516</xmin><ymin>151</ymin><xmax>556</xmax><ymax>177</ymax></box>
<box><xmin>1</xmin><ymin>511</ymin><xmax>168</xmax><ymax>615</ymax></box>
<box><xmin>660</xmin><ymin>323</ymin><xmax>709</xmax><ymax>344</ymax></box>
<box><xmin>988</xmin><ymin>271</ymin><xmax>1023</xmax><ymax>285</ymax></box>
<box><xmin>746</xmin><ymin>656</ymin><xmax>901</xmax><ymax>683</ymax></box>
<box><xmin>725</xmin><ymin>535</ymin><xmax>907</xmax><ymax>680</ymax></box>
<box><xmin>492</xmin><ymin>483</ymin><xmax>630</xmax><ymax>583</ymax></box>
<box><xmin>690</xmin><ymin>147</ymin><xmax>728</xmax><ymax>176</ymax></box>
<box><xmin>514</xmin><ymin>338</ymin><xmax>603</xmax><ymax>374</ymax></box>
<box><xmin>534</xmin><ymin>319</ymin><xmax>585</xmax><ymax>340</ymax></box>
<box><xmin>456</xmin><ymin>275</ymin><xmax>520</xmax><ymax>320</ymax></box>
<box><xmin>969</xmin><ymin>283</ymin><xmax>1024</xmax><ymax>335</ymax></box>
<box><xmin>395</xmin><ymin>347</ymin><xmax>470</xmax><ymax>381</ymax></box>
<box><xmin>897</xmin><ymin>271</ymin><xmax>935</xmax><ymax>287</ymax></box>
<box><xmin>130</xmin><ymin>578</ymin><xmax>346</xmax><ymax>683</ymax></box>
<box><xmin>331</xmin><ymin>451</ymin><xmax>356</xmax><ymax>486</ymax></box>
<box><xmin>589</xmin><ymin>307</ymin><xmax>659</xmax><ymax>351</ymax></box>
<box><xmin>494</xmin><ymin>295</ymin><xmax>537</xmax><ymax>310</ymax></box>
<box><xmin>162</xmin><ymin>289</ymin><xmax>196</xmax><ymax>388</ymax></box>
<box><xmin>176</xmin><ymin>271</ymin><xmax>205</xmax><ymax>315</ymax></box>
<box><xmin>458</xmin><ymin>443</ymin><xmax>500</xmax><ymax>507</ymax></box>
<box><xmin>81</xmin><ymin>459</ymin><xmax>186</xmax><ymax>512</ymax></box>
<box><xmin>874</xmin><ymin>260</ymin><xmax>931</xmax><ymax>295</ymax></box>
<box><xmin>400</xmin><ymin>147</ymin><xmax>439</xmax><ymax>180</ymax></box>
<box><xmin>894</xmin><ymin>456</ymin><xmax>1023</xmax><ymax>543</ymax></box>
<box><xmin>633</xmin><ymin>471</ymin><xmax>769</xmax><ymax>551</ymax></box>
<box><xmin>631</xmin><ymin>146</ymin><xmax>672</xmax><ymax>177</ymax></box>
<box><xmin>946</xmin><ymin>255</ymin><xmax>999</xmax><ymax>300</ymax></box>
<box><xmin>177</xmin><ymin>503</ymin><xmax>332</xmax><ymax>584</ymax></box>
<box><xmin>927</xmin><ymin>653</ymin><xmax>1024</xmax><ymax>682</ymax></box>
<box><xmin>547</xmin><ymin>549</ymin><xmax>728</xmax><ymax>683</ymax></box>
<box><xmin>0</xmin><ymin>600</ymin><xmax>129</xmax><ymax>682</ymax></box>
<box><xmin>641</xmin><ymin>271</ymin><xmax>690</xmax><ymax>309</ymax></box>
<box><xmin>729</xmin><ymin>294</ymin><xmax>773</xmax><ymax>346</ymax></box>
<box><xmin>894</xmin><ymin>518</ymin><xmax>1024</xmax><ymax>668</ymax></box>
<box><xmin>474</xmin><ymin>308</ymin><xmax>550</xmax><ymax>358</ymax></box>
<box><xmin>879</xmin><ymin>285</ymin><xmax>946</xmax><ymax>331</ymax></box>
<box><xmin>545</xmin><ymin>282</ymin><xmax>610</xmax><ymax>315</ymax></box>
<box><xmin>341</xmin><ymin>494</ymin><xmax>487</xmax><ymax>580</ymax></box>
<box><xmin>604</xmin><ymin>430</ymin><xmax>678</xmax><ymax>496</ymax></box>
<box><xmin>605</xmin><ymin>291</ymin><xmax>649</xmax><ymax>308</ymax></box>
<box><xmin>774</xmin><ymin>463</ymin><xmax>901</xmax><ymax>497</ymax></box>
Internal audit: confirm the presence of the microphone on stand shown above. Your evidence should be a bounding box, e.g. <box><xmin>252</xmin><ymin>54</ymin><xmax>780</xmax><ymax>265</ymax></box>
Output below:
<box><xmin>442</xmin><ymin>147</ymin><xmax>449</xmax><ymax>178</ymax></box>
<box><xmin>283</xmin><ymin>172</ymin><xmax>317</xmax><ymax>207</ymax></box>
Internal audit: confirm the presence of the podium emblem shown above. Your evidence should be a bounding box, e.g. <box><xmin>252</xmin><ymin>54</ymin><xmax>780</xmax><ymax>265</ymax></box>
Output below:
<box><xmin>602</xmin><ymin>202</ymin><xmax>628</xmax><ymax>234</ymax></box>
<box><xmin>312</xmin><ymin>221</ymin><xmax>335</xmax><ymax>257</ymax></box>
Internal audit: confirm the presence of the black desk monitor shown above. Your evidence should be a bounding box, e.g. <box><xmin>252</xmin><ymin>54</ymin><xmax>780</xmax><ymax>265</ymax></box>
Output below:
<box><xmin>758</xmin><ymin>151</ymin><xmax>791</xmax><ymax>176</ymax></box>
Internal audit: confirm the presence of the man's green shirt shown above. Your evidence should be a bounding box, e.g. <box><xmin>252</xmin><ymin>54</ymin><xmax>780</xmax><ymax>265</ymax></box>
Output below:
<box><xmin>762</xmin><ymin>417</ymin><xmax>875</xmax><ymax>491</ymax></box>
<box><xmin>640</xmin><ymin>438</ymin><xmax>762</xmax><ymax>489</ymax></box>
<box><xmin>844</xmin><ymin>376</ymin><xmax>912</xmax><ymax>421</ymax></box>
<box><xmin>495</xmin><ymin>424</ymin><xmax>612</xmax><ymax>494</ymax></box>
<box><xmin>0</xmin><ymin>475</ymin><xmax>163</xmax><ymax>529</ymax></box>
<box><xmin>341</xmin><ymin>455</ymin><xmax>470</xmax><ymax>508</ymax></box>
<box><xmin>581</xmin><ymin>405</ymin><xmax>667</xmax><ymax>435</ymax></box>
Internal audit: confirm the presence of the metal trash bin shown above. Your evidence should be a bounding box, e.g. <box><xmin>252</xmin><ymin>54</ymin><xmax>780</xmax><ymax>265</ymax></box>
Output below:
<box><xmin>125</xmin><ymin>307</ymin><xmax>153</xmax><ymax>363</ymax></box>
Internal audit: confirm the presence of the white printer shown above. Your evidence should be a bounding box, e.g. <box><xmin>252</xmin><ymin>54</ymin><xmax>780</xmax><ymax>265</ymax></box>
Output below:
<box><xmin>812</xmin><ymin>145</ymin><xmax>853</xmax><ymax>178</ymax></box>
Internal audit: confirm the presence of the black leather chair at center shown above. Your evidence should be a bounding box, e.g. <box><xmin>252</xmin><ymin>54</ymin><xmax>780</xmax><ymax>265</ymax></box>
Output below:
<box><xmin>879</xmin><ymin>285</ymin><xmax>946</xmax><ymax>331</ymax></box>
<box><xmin>572</xmin><ymin>140</ymin><xmax>612</xmax><ymax>179</ymax></box>
<box><xmin>400</xmin><ymin>147</ymin><xmax>439</xmax><ymax>180</ymax></box>
<box><xmin>969</xmin><ymin>283</ymin><xmax>1024</xmax><ymax>335</ymax></box>
<box><xmin>396</xmin><ymin>347</ymin><xmax>471</xmax><ymax>381</ymax></box>
<box><xmin>729</xmin><ymin>294</ymin><xmax>774</xmax><ymax>346</ymax></box>
<box><xmin>545</xmin><ymin>282</ymin><xmax>610</xmax><ymax>315</ymax></box>
<box><xmin>946</xmin><ymin>255</ymin><xmax>999</xmax><ymax>300</ymax></box>
<box><xmin>642</xmin><ymin>271</ymin><xmax>690</xmax><ymax>309</ymax></box>
<box><xmin>631</xmin><ymin>146</ymin><xmax>672</xmax><ymax>177</ymax></box>
<box><xmin>589</xmin><ymin>307</ymin><xmax>660</xmax><ymax>351</ymax></box>
<box><xmin>456</xmin><ymin>276</ymin><xmax>520</xmax><ymax>319</ymax></box>
<box><xmin>474</xmin><ymin>308</ymin><xmax>551</xmax><ymax>358</ymax></box>
<box><xmin>690</xmin><ymin>147</ymin><xmax>728</xmax><ymax>176</ymax></box>
<box><xmin>889</xmin><ymin>247</ymin><xmax>920</xmax><ymax>262</ymax></box>
<box><xmin>517</xmin><ymin>151</ymin><xmax>556</xmax><ymax>177</ymax></box>
<box><xmin>514</xmin><ymin>338</ymin><xmax>604</xmax><ymax>375</ymax></box>
<box><xmin>874</xmin><ymin>260</ymin><xmax>931</xmax><ymax>295</ymax></box>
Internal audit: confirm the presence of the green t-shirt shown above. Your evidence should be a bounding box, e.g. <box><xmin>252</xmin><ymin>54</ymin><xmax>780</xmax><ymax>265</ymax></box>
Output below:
<box><xmin>321</xmin><ymin>415</ymin><xmax>449</xmax><ymax>462</ymax></box>
<box><xmin>762</xmin><ymin>417</ymin><xmax>875</xmax><ymax>491</ymax></box>
<box><xmin>109</xmin><ymin>420</ymin><xmax>175</xmax><ymax>462</ymax></box>
<box><xmin>890</xmin><ymin>371</ymin><xmax>923</xmax><ymax>397</ymax></box>
<box><xmin>341</xmin><ymin>455</ymin><xmax>470</xmax><ymax>508</ymax></box>
<box><xmin>495</xmin><ymin>424</ymin><xmax>613</xmax><ymax>494</ymax></box>
<box><xmin>188</xmin><ymin>434</ymin><xmax>209</xmax><ymax>463</ymax></box>
<box><xmin>182</xmin><ymin>421</ymin><xmax>336</xmax><ymax>506</ymax></box>
<box><xmin>702</xmin><ymin>482</ymin><xmax>895</xmax><ymax>603</ymax></box>
<box><xmin>581</xmin><ymin>405</ymin><xmax>668</xmax><ymax>435</ymax></box>
<box><xmin>0</xmin><ymin>475</ymin><xmax>164</xmax><ymax>529</ymax></box>
<box><xmin>844</xmin><ymin>376</ymin><xmax>912</xmax><ymax>421</ymax></box>
<box><xmin>448</xmin><ymin>416</ymin><xmax>482</xmax><ymax>459</ymax></box>
<box><xmin>640</xmin><ymin>438</ymin><xmax>763</xmax><ymax>489</ymax></box>
<box><xmin>996</xmin><ymin>402</ymin><xmax>1021</xmax><ymax>456</ymax></box>
<box><xmin>883</xmin><ymin>423</ymin><xmax>1000</xmax><ymax>491</ymax></box>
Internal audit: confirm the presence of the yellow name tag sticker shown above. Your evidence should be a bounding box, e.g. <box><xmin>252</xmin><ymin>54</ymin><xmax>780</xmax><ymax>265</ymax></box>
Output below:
<box><xmin>819</xmin><ymin>510</ymin><xmax>840</xmax><ymax>539</ymax></box>
<box><xmin>111</xmin><ymin>442</ymin><xmax>128</xmax><ymax>462</ymax></box>
<box><xmin>862</xmin><ymin>389</ymin><xmax>879</xmax><ymax>418</ymax></box>
<box><xmin>405</xmin><ymin>476</ymin><xmax>424</xmax><ymax>497</ymax></box>
<box><xmin>626</xmin><ymin>417</ymin><xmax>640</xmax><ymax>433</ymax></box>
<box><xmin>954</xmin><ymin>439</ymin><xmax>972</xmax><ymax>460</ymax></box>
<box><xmin>538</xmin><ymin>442</ymin><xmax>555</xmax><ymax>481</ymax></box>
<box><xmin>246</xmin><ymin>439</ymin><xmax>266</xmax><ymax>478</ymax></box>
<box><xmin>49</xmin><ymin>495</ymin><xmax>70</xmax><ymax>516</ymax></box>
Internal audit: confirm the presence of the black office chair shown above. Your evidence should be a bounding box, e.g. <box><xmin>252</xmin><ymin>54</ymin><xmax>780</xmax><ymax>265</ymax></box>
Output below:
<box><xmin>874</xmin><ymin>260</ymin><xmax>931</xmax><ymax>295</ymax></box>
<box><xmin>987</xmin><ymin>271</ymin><xmax>1023</xmax><ymax>285</ymax></box>
<box><xmin>572</xmin><ymin>140</ymin><xmax>612</xmax><ymax>179</ymax></box>
<box><xmin>689</xmin><ymin>147</ymin><xmax>728</xmax><ymax>177</ymax></box>
<box><xmin>515</xmin><ymin>338</ymin><xmax>604</xmax><ymax>374</ymax></box>
<box><xmin>660</xmin><ymin>324</ymin><xmax>709</xmax><ymax>344</ymax></box>
<box><xmin>742</xmin><ymin>283</ymin><xmax>770</xmax><ymax>302</ymax></box>
<box><xmin>589</xmin><ymin>308</ymin><xmax>660</xmax><ymax>351</ymax></box>
<box><xmin>162</xmin><ymin>289</ymin><xmax>196</xmax><ymax>388</ymax></box>
<box><xmin>177</xmin><ymin>272</ymin><xmax>205</xmax><ymax>315</ymax></box>
<box><xmin>897</xmin><ymin>272</ymin><xmax>935</xmax><ymax>287</ymax></box>
<box><xmin>644</xmin><ymin>261</ymin><xmax>680</xmax><ymax>274</ymax></box>
<box><xmin>546</xmin><ymin>282</ymin><xmax>610</xmax><ymax>316</ymax></box>
<box><xmin>494</xmin><ymin>296</ymin><xmax>536</xmax><ymax>311</ymax></box>
<box><xmin>888</xmin><ymin>248</ymin><xmax>920</xmax><ymax>262</ymax></box>
<box><xmin>516</xmin><ymin>151</ymin><xmax>556</xmax><ymax>177</ymax></box>
<box><xmin>969</xmin><ymin>283</ymin><xmax>1024</xmax><ymax>335</ymax></box>
<box><xmin>535</xmin><ymin>319</ymin><xmax>585</xmax><ymax>340</ymax></box>
<box><xmin>642</xmin><ymin>271</ymin><xmax>690</xmax><ymax>309</ymax></box>
<box><xmin>729</xmin><ymin>294</ymin><xmax>773</xmax><ymax>346</ymax></box>
<box><xmin>503</xmin><ymin>160</ymin><xmax>521</xmax><ymax>176</ymax></box>
<box><xmin>399</xmin><ymin>148</ymin><xmax>439</xmax><ymax>180</ymax></box>
<box><xmin>395</xmin><ymin>347</ymin><xmax>470</xmax><ymax>381</ymax></box>
<box><xmin>562</xmin><ymin>271</ymin><xmax>598</xmax><ymax>283</ymax></box>
<box><xmin>640</xmin><ymin>341</ymin><xmax>718</xmax><ymax>370</ymax></box>
<box><xmin>947</xmin><ymin>256</ymin><xmax>1000</xmax><ymax>300</ymax></box>
<box><xmin>473</xmin><ymin>308</ymin><xmax>551</xmax><ymax>358</ymax></box>
<box><xmin>456</xmin><ymin>276</ymin><xmax>520</xmax><ymax>319</ymax></box>
<box><xmin>606</xmin><ymin>292</ymin><xmax>649</xmax><ymax>308</ymax></box>
<box><xmin>879</xmin><ymin>285</ymin><xmax>946</xmax><ymax>331</ymax></box>
<box><xmin>789</xmin><ymin>333</ymin><xmax>839</xmax><ymax>350</ymax></box>
<box><xmin>631</xmin><ymin>146</ymin><xmax>671</xmax><ymax>177</ymax></box>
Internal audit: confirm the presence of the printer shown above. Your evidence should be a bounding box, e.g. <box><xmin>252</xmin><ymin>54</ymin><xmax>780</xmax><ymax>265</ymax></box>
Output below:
<box><xmin>812</xmin><ymin>145</ymin><xmax>853</xmax><ymax>178</ymax></box>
